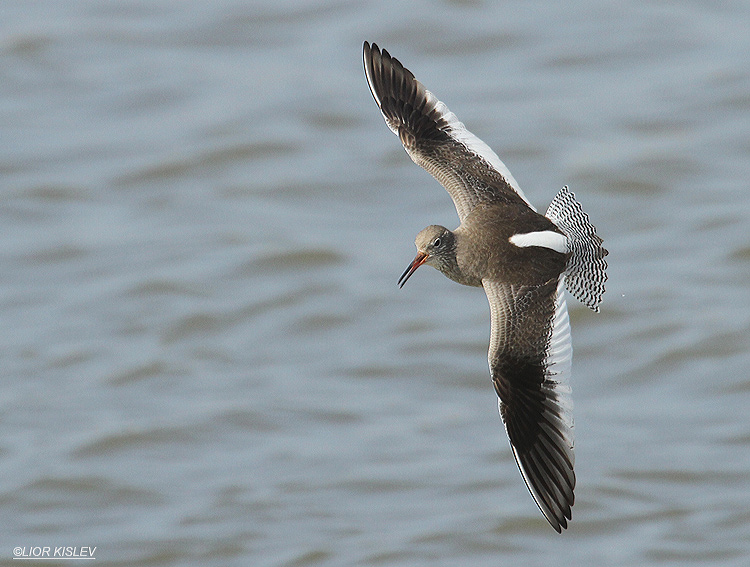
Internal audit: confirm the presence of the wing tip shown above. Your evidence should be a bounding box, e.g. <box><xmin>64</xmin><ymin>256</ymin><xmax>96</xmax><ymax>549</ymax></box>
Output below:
<box><xmin>511</xmin><ymin>443</ymin><xmax>575</xmax><ymax>533</ymax></box>
<box><xmin>362</xmin><ymin>41</ymin><xmax>379</xmax><ymax>107</ymax></box>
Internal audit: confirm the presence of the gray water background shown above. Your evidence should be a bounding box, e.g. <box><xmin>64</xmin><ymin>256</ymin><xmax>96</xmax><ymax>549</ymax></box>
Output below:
<box><xmin>2</xmin><ymin>1</ymin><xmax>750</xmax><ymax>565</ymax></box>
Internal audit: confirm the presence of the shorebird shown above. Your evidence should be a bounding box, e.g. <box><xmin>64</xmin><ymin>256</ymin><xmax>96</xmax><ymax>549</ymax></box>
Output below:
<box><xmin>363</xmin><ymin>41</ymin><xmax>608</xmax><ymax>532</ymax></box>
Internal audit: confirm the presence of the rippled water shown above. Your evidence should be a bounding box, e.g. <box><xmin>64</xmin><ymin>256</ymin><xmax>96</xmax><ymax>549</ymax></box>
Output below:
<box><xmin>2</xmin><ymin>1</ymin><xmax>750</xmax><ymax>565</ymax></box>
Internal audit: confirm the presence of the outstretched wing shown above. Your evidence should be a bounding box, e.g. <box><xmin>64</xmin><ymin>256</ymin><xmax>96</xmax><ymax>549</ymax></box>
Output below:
<box><xmin>363</xmin><ymin>41</ymin><xmax>534</xmax><ymax>221</ymax></box>
<box><xmin>482</xmin><ymin>277</ymin><xmax>575</xmax><ymax>532</ymax></box>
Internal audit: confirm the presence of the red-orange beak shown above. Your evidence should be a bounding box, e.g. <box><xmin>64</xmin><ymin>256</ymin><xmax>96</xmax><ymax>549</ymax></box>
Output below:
<box><xmin>398</xmin><ymin>251</ymin><xmax>429</xmax><ymax>288</ymax></box>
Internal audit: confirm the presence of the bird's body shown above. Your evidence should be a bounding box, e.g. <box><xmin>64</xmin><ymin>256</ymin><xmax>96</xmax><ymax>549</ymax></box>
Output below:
<box><xmin>457</xmin><ymin>202</ymin><xmax>567</xmax><ymax>285</ymax></box>
<box><xmin>363</xmin><ymin>42</ymin><xmax>608</xmax><ymax>532</ymax></box>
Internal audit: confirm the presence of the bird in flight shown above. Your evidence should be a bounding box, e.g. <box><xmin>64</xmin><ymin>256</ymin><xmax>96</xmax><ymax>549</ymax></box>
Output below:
<box><xmin>363</xmin><ymin>41</ymin><xmax>608</xmax><ymax>532</ymax></box>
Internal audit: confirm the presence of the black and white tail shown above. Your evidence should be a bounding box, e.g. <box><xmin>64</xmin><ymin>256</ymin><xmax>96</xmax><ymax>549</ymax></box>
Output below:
<box><xmin>546</xmin><ymin>186</ymin><xmax>608</xmax><ymax>312</ymax></box>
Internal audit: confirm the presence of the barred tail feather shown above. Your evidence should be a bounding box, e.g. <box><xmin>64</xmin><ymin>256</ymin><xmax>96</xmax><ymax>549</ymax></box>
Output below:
<box><xmin>545</xmin><ymin>186</ymin><xmax>608</xmax><ymax>312</ymax></box>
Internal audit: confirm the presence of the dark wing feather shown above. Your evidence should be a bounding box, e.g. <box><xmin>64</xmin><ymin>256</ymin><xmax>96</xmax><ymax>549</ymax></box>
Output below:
<box><xmin>363</xmin><ymin>41</ymin><xmax>534</xmax><ymax>221</ymax></box>
<box><xmin>482</xmin><ymin>277</ymin><xmax>575</xmax><ymax>532</ymax></box>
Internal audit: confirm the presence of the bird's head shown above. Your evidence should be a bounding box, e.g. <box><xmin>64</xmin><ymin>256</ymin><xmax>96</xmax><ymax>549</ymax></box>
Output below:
<box><xmin>398</xmin><ymin>225</ymin><xmax>455</xmax><ymax>287</ymax></box>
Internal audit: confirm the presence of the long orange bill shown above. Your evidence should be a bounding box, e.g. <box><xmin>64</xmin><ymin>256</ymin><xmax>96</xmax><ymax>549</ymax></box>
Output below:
<box><xmin>398</xmin><ymin>252</ymin><xmax>428</xmax><ymax>288</ymax></box>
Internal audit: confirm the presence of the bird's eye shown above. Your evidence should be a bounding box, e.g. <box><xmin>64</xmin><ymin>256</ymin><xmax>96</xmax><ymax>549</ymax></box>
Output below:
<box><xmin>433</xmin><ymin>238</ymin><xmax>441</xmax><ymax>247</ymax></box>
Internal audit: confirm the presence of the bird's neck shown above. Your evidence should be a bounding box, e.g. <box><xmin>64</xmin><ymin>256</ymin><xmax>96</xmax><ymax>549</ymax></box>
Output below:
<box><xmin>437</xmin><ymin>230</ymin><xmax>483</xmax><ymax>287</ymax></box>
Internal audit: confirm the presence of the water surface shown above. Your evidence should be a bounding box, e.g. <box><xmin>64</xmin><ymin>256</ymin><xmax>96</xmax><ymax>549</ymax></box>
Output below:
<box><xmin>2</xmin><ymin>1</ymin><xmax>750</xmax><ymax>565</ymax></box>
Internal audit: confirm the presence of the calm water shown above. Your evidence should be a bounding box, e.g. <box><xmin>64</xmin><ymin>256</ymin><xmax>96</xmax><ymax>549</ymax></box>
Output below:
<box><xmin>2</xmin><ymin>1</ymin><xmax>750</xmax><ymax>565</ymax></box>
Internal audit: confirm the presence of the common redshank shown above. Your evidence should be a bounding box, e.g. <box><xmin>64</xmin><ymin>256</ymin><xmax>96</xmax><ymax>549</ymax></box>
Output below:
<box><xmin>363</xmin><ymin>41</ymin><xmax>608</xmax><ymax>532</ymax></box>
